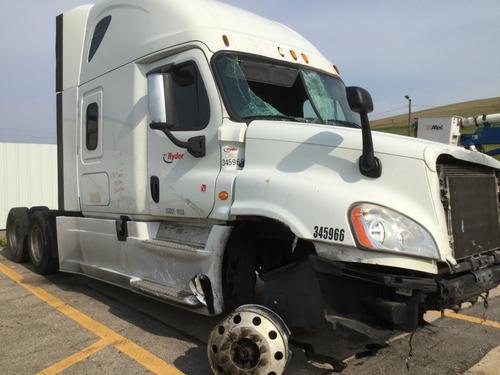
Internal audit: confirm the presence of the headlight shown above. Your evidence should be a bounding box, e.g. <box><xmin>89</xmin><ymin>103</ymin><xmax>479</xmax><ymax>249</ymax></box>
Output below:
<box><xmin>349</xmin><ymin>203</ymin><xmax>438</xmax><ymax>259</ymax></box>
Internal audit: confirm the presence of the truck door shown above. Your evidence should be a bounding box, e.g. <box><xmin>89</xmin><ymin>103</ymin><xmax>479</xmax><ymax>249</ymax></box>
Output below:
<box><xmin>147</xmin><ymin>49</ymin><xmax>222</xmax><ymax>218</ymax></box>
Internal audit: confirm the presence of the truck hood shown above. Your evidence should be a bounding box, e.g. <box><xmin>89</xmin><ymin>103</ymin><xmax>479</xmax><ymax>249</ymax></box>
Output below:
<box><xmin>246</xmin><ymin>121</ymin><xmax>500</xmax><ymax>171</ymax></box>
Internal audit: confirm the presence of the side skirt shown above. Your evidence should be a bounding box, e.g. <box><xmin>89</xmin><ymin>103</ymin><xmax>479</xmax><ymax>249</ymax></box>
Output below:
<box><xmin>56</xmin><ymin>216</ymin><xmax>233</xmax><ymax>315</ymax></box>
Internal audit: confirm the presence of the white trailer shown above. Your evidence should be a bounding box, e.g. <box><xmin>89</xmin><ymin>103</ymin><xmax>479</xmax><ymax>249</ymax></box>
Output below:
<box><xmin>0</xmin><ymin>142</ymin><xmax>58</xmax><ymax>229</ymax></box>
<box><xmin>5</xmin><ymin>1</ymin><xmax>500</xmax><ymax>373</ymax></box>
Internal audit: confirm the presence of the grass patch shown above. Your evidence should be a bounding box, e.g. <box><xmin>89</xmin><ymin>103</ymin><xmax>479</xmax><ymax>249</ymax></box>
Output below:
<box><xmin>0</xmin><ymin>235</ymin><xmax>7</xmax><ymax>247</ymax></box>
<box><xmin>373</xmin><ymin>124</ymin><xmax>410</xmax><ymax>136</ymax></box>
<box><xmin>371</xmin><ymin>96</ymin><xmax>500</xmax><ymax>129</ymax></box>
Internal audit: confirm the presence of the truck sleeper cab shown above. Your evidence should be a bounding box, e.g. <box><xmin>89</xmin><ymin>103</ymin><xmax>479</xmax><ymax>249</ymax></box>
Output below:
<box><xmin>6</xmin><ymin>0</ymin><xmax>500</xmax><ymax>367</ymax></box>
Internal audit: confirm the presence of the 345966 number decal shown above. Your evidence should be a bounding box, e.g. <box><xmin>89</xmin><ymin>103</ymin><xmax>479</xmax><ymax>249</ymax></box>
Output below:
<box><xmin>313</xmin><ymin>226</ymin><xmax>345</xmax><ymax>241</ymax></box>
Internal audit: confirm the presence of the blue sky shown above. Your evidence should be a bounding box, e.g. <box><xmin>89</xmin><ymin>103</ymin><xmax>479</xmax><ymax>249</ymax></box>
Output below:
<box><xmin>1</xmin><ymin>0</ymin><xmax>499</xmax><ymax>143</ymax></box>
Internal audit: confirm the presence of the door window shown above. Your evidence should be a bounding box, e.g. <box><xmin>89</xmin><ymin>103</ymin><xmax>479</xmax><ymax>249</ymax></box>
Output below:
<box><xmin>168</xmin><ymin>63</ymin><xmax>210</xmax><ymax>131</ymax></box>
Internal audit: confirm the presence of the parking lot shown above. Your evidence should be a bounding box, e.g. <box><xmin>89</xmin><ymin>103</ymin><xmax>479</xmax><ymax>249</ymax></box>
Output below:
<box><xmin>0</xmin><ymin>245</ymin><xmax>499</xmax><ymax>375</ymax></box>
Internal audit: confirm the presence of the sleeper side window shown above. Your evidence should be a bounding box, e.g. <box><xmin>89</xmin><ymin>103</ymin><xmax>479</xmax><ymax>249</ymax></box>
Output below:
<box><xmin>88</xmin><ymin>16</ymin><xmax>111</xmax><ymax>62</ymax></box>
<box><xmin>168</xmin><ymin>63</ymin><xmax>210</xmax><ymax>131</ymax></box>
<box><xmin>86</xmin><ymin>103</ymin><xmax>98</xmax><ymax>151</ymax></box>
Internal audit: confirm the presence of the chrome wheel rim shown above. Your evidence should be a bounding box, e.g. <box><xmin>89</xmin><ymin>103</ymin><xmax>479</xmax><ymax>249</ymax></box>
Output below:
<box><xmin>208</xmin><ymin>304</ymin><xmax>290</xmax><ymax>375</ymax></box>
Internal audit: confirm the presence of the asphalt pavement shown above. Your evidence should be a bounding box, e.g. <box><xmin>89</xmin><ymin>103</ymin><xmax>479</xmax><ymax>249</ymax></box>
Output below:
<box><xmin>0</xmin><ymin>246</ymin><xmax>499</xmax><ymax>375</ymax></box>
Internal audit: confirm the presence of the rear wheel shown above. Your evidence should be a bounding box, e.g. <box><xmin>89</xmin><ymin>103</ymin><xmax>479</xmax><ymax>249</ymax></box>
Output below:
<box><xmin>28</xmin><ymin>206</ymin><xmax>49</xmax><ymax>216</ymax></box>
<box><xmin>28</xmin><ymin>211</ymin><xmax>59</xmax><ymax>275</ymax></box>
<box><xmin>6</xmin><ymin>208</ymin><xmax>30</xmax><ymax>262</ymax></box>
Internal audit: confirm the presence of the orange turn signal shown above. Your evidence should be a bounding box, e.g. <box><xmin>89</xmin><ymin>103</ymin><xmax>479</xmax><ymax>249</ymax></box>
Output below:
<box><xmin>301</xmin><ymin>53</ymin><xmax>309</xmax><ymax>64</ymax></box>
<box><xmin>218</xmin><ymin>191</ymin><xmax>229</xmax><ymax>201</ymax></box>
<box><xmin>350</xmin><ymin>207</ymin><xmax>373</xmax><ymax>249</ymax></box>
<box><xmin>290</xmin><ymin>50</ymin><xmax>298</xmax><ymax>61</ymax></box>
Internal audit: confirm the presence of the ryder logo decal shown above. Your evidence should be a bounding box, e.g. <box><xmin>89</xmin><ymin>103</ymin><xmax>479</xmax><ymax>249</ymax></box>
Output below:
<box><xmin>163</xmin><ymin>152</ymin><xmax>184</xmax><ymax>164</ymax></box>
<box><xmin>223</xmin><ymin>146</ymin><xmax>238</xmax><ymax>153</ymax></box>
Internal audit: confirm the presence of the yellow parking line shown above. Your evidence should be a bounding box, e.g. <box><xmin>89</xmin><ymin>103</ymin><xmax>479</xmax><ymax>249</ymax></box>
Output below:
<box><xmin>444</xmin><ymin>310</ymin><xmax>500</xmax><ymax>329</ymax></box>
<box><xmin>37</xmin><ymin>338</ymin><xmax>113</xmax><ymax>375</ymax></box>
<box><xmin>0</xmin><ymin>262</ymin><xmax>184</xmax><ymax>375</ymax></box>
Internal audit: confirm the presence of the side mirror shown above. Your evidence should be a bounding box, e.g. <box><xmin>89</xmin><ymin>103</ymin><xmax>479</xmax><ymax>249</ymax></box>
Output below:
<box><xmin>346</xmin><ymin>86</ymin><xmax>381</xmax><ymax>178</ymax></box>
<box><xmin>346</xmin><ymin>86</ymin><xmax>373</xmax><ymax>114</ymax></box>
<box><xmin>147</xmin><ymin>72</ymin><xmax>205</xmax><ymax>158</ymax></box>
<box><xmin>148</xmin><ymin>73</ymin><xmax>175</xmax><ymax>126</ymax></box>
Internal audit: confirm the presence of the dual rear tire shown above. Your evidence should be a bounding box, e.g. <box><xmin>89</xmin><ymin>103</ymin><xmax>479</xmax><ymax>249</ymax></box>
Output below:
<box><xmin>6</xmin><ymin>207</ymin><xmax>30</xmax><ymax>262</ymax></box>
<box><xmin>5</xmin><ymin>207</ymin><xmax>58</xmax><ymax>275</ymax></box>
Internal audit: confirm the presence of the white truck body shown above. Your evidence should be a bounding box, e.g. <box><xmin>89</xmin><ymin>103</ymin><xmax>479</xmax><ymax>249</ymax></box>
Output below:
<box><xmin>9</xmin><ymin>0</ymin><xmax>500</xmax><ymax>342</ymax></box>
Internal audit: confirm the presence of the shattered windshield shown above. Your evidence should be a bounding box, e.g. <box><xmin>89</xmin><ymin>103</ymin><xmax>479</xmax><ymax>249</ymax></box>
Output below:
<box><xmin>214</xmin><ymin>53</ymin><xmax>361</xmax><ymax>127</ymax></box>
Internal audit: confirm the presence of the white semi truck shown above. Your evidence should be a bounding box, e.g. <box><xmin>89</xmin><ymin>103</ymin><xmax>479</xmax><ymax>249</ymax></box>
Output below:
<box><xmin>5</xmin><ymin>0</ymin><xmax>500</xmax><ymax>373</ymax></box>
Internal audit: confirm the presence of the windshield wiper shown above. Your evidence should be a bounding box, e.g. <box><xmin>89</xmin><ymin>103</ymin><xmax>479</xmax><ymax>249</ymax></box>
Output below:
<box><xmin>242</xmin><ymin>115</ymin><xmax>300</xmax><ymax>122</ymax></box>
<box><xmin>326</xmin><ymin>119</ymin><xmax>361</xmax><ymax>128</ymax></box>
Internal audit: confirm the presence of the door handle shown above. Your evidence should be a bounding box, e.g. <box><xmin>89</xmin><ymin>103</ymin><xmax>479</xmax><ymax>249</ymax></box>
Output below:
<box><xmin>150</xmin><ymin>176</ymin><xmax>160</xmax><ymax>203</ymax></box>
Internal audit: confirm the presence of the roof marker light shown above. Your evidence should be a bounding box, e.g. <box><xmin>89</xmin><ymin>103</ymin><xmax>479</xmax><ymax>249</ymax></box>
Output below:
<box><xmin>333</xmin><ymin>64</ymin><xmax>340</xmax><ymax>75</ymax></box>
<box><xmin>222</xmin><ymin>35</ymin><xmax>230</xmax><ymax>47</ymax></box>
<box><xmin>290</xmin><ymin>50</ymin><xmax>298</xmax><ymax>61</ymax></box>
<box><xmin>277</xmin><ymin>47</ymin><xmax>285</xmax><ymax>57</ymax></box>
<box><xmin>301</xmin><ymin>53</ymin><xmax>309</xmax><ymax>64</ymax></box>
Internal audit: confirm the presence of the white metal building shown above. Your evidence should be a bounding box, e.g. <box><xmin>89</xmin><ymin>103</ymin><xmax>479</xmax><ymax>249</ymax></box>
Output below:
<box><xmin>0</xmin><ymin>142</ymin><xmax>58</xmax><ymax>229</ymax></box>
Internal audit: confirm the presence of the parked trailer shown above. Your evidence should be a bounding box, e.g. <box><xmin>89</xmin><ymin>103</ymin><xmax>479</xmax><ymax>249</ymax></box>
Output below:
<box><xmin>0</xmin><ymin>142</ymin><xmax>57</xmax><ymax>230</ymax></box>
<box><xmin>6</xmin><ymin>0</ymin><xmax>500</xmax><ymax>373</ymax></box>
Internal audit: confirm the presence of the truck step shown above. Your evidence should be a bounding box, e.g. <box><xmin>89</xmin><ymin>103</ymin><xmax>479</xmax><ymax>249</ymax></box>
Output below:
<box><xmin>129</xmin><ymin>278</ymin><xmax>201</xmax><ymax>307</ymax></box>
<box><xmin>142</xmin><ymin>239</ymin><xmax>208</xmax><ymax>254</ymax></box>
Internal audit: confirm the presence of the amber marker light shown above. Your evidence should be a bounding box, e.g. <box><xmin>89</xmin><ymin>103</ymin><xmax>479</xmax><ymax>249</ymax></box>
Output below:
<box><xmin>218</xmin><ymin>191</ymin><xmax>229</xmax><ymax>201</ymax></box>
<box><xmin>333</xmin><ymin>64</ymin><xmax>340</xmax><ymax>75</ymax></box>
<box><xmin>301</xmin><ymin>53</ymin><xmax>309</xmax><ymax>64</ymax></box>
<box><xmin>222</xmin><ymin>35</ymin><xmax>230</xmax><ymax>47</ymax></box>
<box><xmin>350</xmin><ymin>207</ymin><xmax>373</xmax><ymax>249</ymax></box>
<box><xmin>290</xmin><ymin>50</ymin><xmax>298</xmax><ymax>60</ymax></box>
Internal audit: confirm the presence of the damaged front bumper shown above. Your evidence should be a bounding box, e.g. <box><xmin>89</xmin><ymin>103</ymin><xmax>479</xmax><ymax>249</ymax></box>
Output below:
<box><xmin>263</xmin><ymin>251</ymin><xmax>500</xmax><ymax>332</ymax></box>
<box><xmin>312</xmin><ymin>252</ymin><xmax>500</xmax><ymax>329</ymax></box>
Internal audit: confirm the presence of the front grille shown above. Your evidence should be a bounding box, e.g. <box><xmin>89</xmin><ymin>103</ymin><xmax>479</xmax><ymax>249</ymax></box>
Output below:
<box><xmin>438</xmin><ymin>162</ymin><xmax>500</xmax><ymax>259</ymax></box>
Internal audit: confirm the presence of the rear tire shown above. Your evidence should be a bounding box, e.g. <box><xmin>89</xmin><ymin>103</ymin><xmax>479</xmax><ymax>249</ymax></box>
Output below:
<box><xmin>27</xmin><ymin>211</ymin><xmax>59</xmax><ymax>275</ymax></box>
<box><xmin>6</xmin><ymin>208</ymin><xmax>30</xmax><ymax>263</ymax></box>
<box><xmin>28</xmin><ymin>206</ymin><xmax>49</xmax><ymax>216</ymax></box>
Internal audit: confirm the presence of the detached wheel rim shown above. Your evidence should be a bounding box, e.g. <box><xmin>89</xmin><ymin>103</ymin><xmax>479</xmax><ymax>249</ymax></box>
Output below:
<box><xmin>208</xmin><ymin>304</ymin><xmax>290</xmax><ymax>375</ymax></box>
<box><xmin>30</xmin><ymin>225</ymin><xmax>44</xmax><ymax>264</ymax></box>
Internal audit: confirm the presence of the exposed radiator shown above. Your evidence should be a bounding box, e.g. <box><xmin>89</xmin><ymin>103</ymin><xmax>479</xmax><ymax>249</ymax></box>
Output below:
<box><xmin>438</xmin><ymin>162</ymin><xmax>500</xmax><ymax>259</ymax></box>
